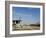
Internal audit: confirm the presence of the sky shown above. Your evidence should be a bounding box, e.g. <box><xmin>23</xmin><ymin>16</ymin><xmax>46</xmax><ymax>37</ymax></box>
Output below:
<box><xmin>12</xmin><ymin>7</ymin><xmax>40</xmax><ymax>25</ymax></box>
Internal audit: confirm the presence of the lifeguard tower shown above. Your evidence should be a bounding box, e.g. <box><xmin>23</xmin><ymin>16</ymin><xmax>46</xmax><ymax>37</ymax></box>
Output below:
<box><xmin>12</xmin><ymin>16</ymin><xmax>22</xmax><ymax>30</ymax></box>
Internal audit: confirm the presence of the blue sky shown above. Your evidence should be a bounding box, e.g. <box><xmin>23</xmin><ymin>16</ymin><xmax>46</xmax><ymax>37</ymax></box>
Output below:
<box><xmin>12</xmin><ymin>7</ymin><xmax>40</xmax><ymax>24</ymax></box>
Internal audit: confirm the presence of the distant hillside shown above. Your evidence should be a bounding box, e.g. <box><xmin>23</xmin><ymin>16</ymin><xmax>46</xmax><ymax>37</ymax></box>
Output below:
<box><xmin>29</xmin><ymin>24</ymin><xmax>40</xmax><ymax>27</ymax></box>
